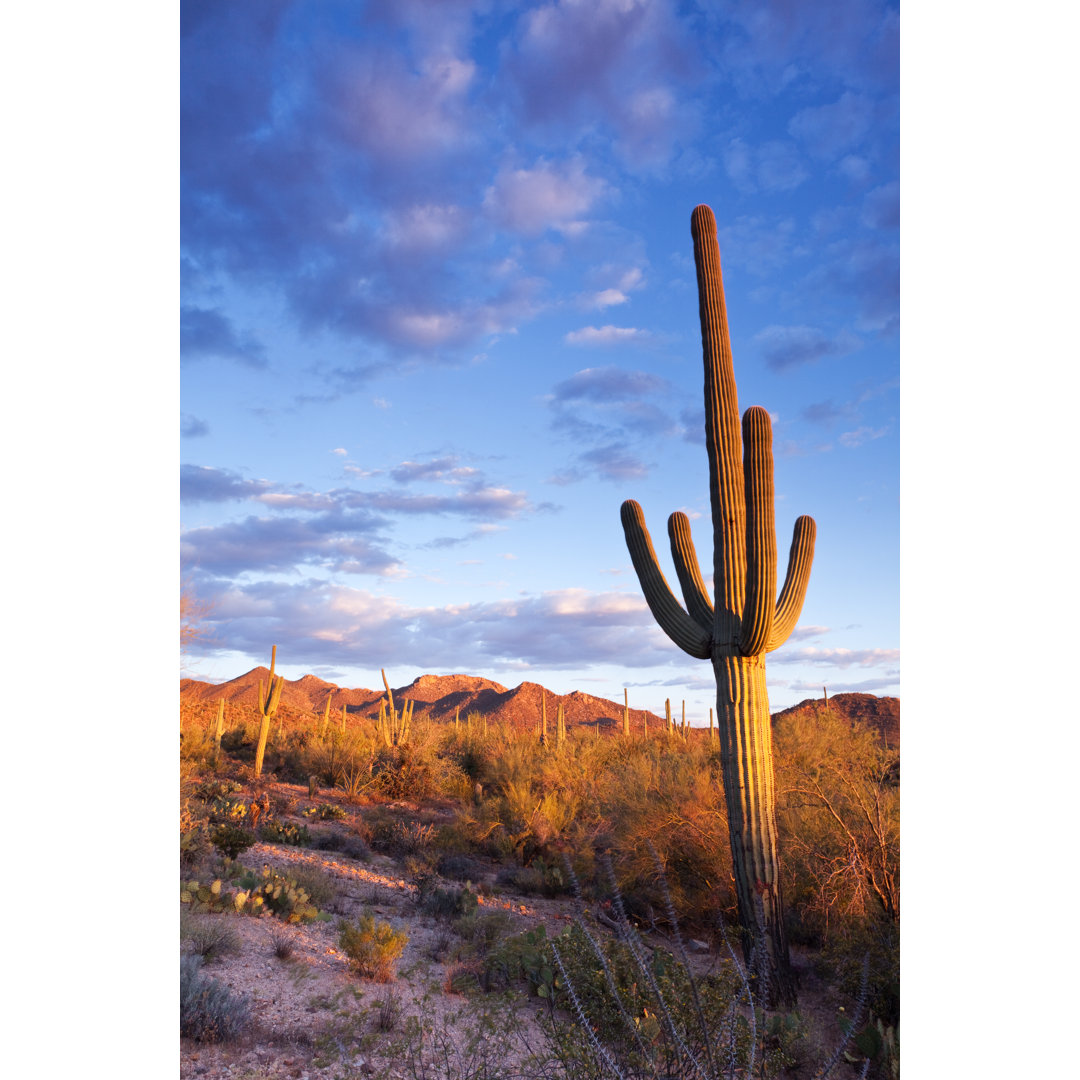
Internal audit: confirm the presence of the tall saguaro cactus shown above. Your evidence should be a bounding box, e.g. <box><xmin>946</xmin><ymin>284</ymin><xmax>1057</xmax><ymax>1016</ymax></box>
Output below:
<box><xmin>620</xmin><ymin>205</ymin><xmax>816</xmax><ymax>1006</ymax></box>
<box><xmin>253</xmin><ymin>645</ymin><xmax>285</xmax><ymax>778</ymax></box>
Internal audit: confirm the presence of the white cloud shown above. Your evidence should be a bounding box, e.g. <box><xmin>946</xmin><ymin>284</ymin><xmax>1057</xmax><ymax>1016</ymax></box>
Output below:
<box><xmin>770</xmin><ymin>647</ymin><xmax>900</xmax><ymax>668</ymax></box>
<box><xmin>483</xmin><ymin>157</ymin><xmax>608</xmax><ymax>236</ymax></box>
<box><xmin>838</xmin><ymin>425</ymin><xmax>889</xmax><ymax>448</ymax></box>
<box><xmin>565</xmin><ymin>325</ymin><xmax>649</xmax><ymax>346</ymax></box>
<box><xmin>383</xmin><ymin>203</ymin><xmax>468</xmax><ymax>251</ymax></box>
<box><xmin>591</xmin><ymin>288</ymin><xmax>629</xmax><ymax>308</ymax></box>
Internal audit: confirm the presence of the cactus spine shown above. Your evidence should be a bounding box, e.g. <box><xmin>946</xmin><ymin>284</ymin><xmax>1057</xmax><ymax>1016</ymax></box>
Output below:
<box><xmin>253</xmin><ymin>646</ymin><xmax>284</xmax><ymax>778</ymax></box>
<box><xmin>619</xmin><ymin>205</ymin><xmax>816</xmax><ymax>1005</ymax></box>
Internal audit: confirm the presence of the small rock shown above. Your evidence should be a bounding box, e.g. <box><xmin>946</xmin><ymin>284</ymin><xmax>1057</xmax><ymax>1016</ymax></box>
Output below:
<box><xmin>688</xmin><ymin>939</ymin><xmax>710</xmax><ymax>954</ymax></box>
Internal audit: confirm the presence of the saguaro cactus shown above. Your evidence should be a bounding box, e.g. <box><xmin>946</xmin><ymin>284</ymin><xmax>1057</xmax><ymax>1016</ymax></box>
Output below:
<box><xmin>253</xmin><ymin>646</ymin><xmax>285</xmax><ymax>778</ymax></box>
<box><xmin>620</xmin><ymin>205</ymin><xmax>816</xmax><ymax>1006</ymax></box>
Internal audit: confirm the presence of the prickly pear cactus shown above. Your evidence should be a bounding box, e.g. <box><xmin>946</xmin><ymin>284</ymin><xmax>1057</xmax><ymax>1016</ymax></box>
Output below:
<box><xmin>620</xmin><ymin>205</ymin><xmax>816</xmax><ymax>1006</ymax></box>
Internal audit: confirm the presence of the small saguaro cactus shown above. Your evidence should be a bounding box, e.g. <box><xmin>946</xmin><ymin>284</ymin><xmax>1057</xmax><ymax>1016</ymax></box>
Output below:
<box><xmin>253</xmin><ymin>646</ymin><xmax>285</xmax><ymax>778</ymax></box>
<box><xmin>376</xmin><ymin>669</ymin><xmax>412</xmax><ymax>747</ymax></box>
<box><xmin>623</xmin><ymin>689</ymin><xmax>630</xmax><ymax>737</ymax></box>
<box><xmin>214</xmin><ymin>698</ymin><xmax>225</xmax><ymax>754</ymax></box>
<box><xmin>619</xmin><ymin>205</ymin><xmax>816</xmax><ymax>1006</ymax></box>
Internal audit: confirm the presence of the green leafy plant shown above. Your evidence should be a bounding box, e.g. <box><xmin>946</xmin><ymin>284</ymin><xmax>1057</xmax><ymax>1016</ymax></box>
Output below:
<box><xmin>338</xmin><ymin>913</ymin><xmax>409</xmax><ymax>982</ymax></box>
<box><xmin>208</xmin><ymin>822</ymin><xmax>256</xmax><ymax>860</ymax></box>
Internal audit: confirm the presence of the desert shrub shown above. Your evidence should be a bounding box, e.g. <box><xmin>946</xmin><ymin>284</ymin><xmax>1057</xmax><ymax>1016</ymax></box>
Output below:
<box><xmin>436</xmin><ymin>852</ymin><xmax>488</xmax><ymax>883</ymax></box>
<box><xmin>180</xmin><ymin>911</ymin><xmax>241</xmax><ymax>962</ymax></box>
<box><xmin>373</xmin><ymin>744</ymin><xmax>436</xmax><ymax>800</ymax></box>
<box><xmin>774</xmin><ymin>706</ymin><xmax>899</xmax><ymax>929</ymax></box>
<box><xmin>219</xmin><ymin>727</ymin><xmax>251</xmax><ymax>754</ymax></box>
<box><xmin>309</xmin><ymin>830</ymin><xmax>371</xmax><ymax>861</ymax></box>
<box><xmin>302</xmin><ymin>802</ymin><xmax>348</xmax><ymax>821</ymax></box>
<box><xmin>284</xmin><ymin>863</ymin><xmax>340</xmax><ymax>910</ymax></box>
<box><xmin>370</xmin><ymin>818</ymin><xmax>437</xmax><ymax>858</ymax></box>
<box><xmin>180</xmin><ymin>954</ymin><xmax>251</xmax><ymax>1043</ymax></box>
<box><xmin>258</xmin><ymin>820</ymin><xmax>311</xmax><ymax>847</ymax></box>
<box><xmin>773</xmin><ymin>705</ymin><xmax>899</xmax><ymax>1029</ymax></box>
<box><xmin>415</xmin><ymin>872</ymin><xmax>479</xmax><ymax>920</ymax></box>
<box><xmin>819</xmin><ymin>915</ymin><xmax>900</xmax><ymax>1030</ymax></box>
<box><xmin>209</xmin><ymin>823</ymin><xmax>256</xmax><ymax>860</ymax></box>
<box><xmin>193</xmin><ymin>778</ymin><xmax>244</xmax><ymax>802</ymax></box>
<box><xmin>270</xmin><ymin>927</ymin><xmax>294</xmax><ymax>960</ymax></box>
<box><xmin>338</xmin><ymin>913</ymin><xmax>409</xmax><ymax>982</ymax></box>
<box><xmin>376</xmin><ymin>989</ymin><xmax>402</xmax><ymax>1031</ymax></box>
<box><xmin>495</xmin><ymin>856</ymin><xmax>567</xmax><ymax>897</ymax></box>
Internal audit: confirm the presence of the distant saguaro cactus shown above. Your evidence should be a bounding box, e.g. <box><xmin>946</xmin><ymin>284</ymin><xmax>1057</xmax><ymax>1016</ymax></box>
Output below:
<box><xmin>620</xmin><ymin>205</ymin><xmax>816</xmax><ymax>1006</ymax></box>
<box><xmin>253</xmin><ymin>646</ymin><xmax>284</xmax><ymax>778</ymax></box>
<box><xmin>376</xmin><ymin>669</ymin><xmax>412</xmax><ymax>747</ymax></box>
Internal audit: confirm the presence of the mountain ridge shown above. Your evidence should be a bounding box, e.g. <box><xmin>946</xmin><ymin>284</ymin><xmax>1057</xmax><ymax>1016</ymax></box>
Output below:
<box><xmin>180</xmin><ymin>669</ymin><xmax>899</xmax><ymax>742</ymax></box>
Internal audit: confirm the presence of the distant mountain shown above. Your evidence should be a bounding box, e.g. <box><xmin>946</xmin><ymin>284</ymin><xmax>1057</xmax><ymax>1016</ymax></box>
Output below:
<box><xmin>180</xmin><ymin>670</ymin><xmax>898</xmax><ymax>745</ymax></box>
<box><xmin>771</xmin><ymin>692</ymin><xmax>900</xmax><ymax>750</ymax></box>
<box><xmin>180</xmin><ymin>669</ymin><xmax>666</xmax><ymax>733</ymax></box>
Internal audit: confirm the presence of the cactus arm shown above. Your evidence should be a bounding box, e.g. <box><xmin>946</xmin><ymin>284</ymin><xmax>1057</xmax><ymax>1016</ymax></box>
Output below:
<box><xmin>667</xmin><ymin>512</ymin><xmax>714</xmax><ymax>631</ymax></box>
<box><xmin>691</xmin><ymin>204</ymin><xmax>746</xmax><ymax>647</ymax></box>
<box><xmin>766</xmin><ymin>515</ymin><xmax>816</xmax><ymax>652</ymax></box>
<box><xmin>739</xmin><ymin>406</ymin><xmax>777</xmax><ymax>655</ymax></box>
<box><xmin>621</xmin><ymin>500</ymin><xmax>711</xmax><ymax>659</ymax></box>
<box><xmin>269</xmin><ymin>673</ymin><xmax>284</xmax><ymax>715</ymax></box>
<box><xmin>381</xmin><ymin>669</ymin><xmax>397</xmax><ymax>720</ymax></box>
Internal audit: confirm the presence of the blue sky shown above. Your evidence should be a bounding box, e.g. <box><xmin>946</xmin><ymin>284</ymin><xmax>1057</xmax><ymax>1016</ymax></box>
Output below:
<box><xmin>180</xmin><ymin>0</ymin><xmax>900</xmax><ymax>714</ymax></box>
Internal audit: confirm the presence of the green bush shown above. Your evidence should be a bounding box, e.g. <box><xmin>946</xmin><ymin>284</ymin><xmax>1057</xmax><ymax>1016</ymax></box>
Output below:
<box><xmin>208</xmin><ymin>823</ymin><xmax>256</xmax><ymax>860</ymax></box>
<box><xmin>338</xmin><ymin>913</ymin><xmax>409</xmax><ymax>982</ymax></box>
<box><xmin>180</xmin><ymin>955</ymin><xmax>251</xmax><ymax>1042</ymax></box>
<box><xmin>415</xmin><ymin>872</ymin><xmax>479</xmax><ymax>920</ymax></box>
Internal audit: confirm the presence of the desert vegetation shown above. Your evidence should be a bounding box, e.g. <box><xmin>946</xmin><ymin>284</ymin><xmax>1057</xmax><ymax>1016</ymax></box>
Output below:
<box><xmin>180</xmin><ymin>670</ymin><xmax>898</xmax><ymax>1079</ymax></box>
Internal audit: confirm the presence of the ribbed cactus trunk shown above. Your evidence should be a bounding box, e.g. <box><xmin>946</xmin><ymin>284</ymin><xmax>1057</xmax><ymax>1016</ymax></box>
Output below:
<box><xmin>619</xmin><ymin>205</ymin><xmax>816</xmax><ymax>1007</ymax></box>
<box><xmin>253</xmin><ymin>646</ymin><xmax>284</xmax><ymax>778</ymax></box>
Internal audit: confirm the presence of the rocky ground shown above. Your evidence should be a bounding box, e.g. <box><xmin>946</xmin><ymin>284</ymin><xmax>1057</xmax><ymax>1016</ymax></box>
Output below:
<box><xmin>180</xmin><ymin>782</ymin><xmax>864</xmax><ymax>1080</ymax></box>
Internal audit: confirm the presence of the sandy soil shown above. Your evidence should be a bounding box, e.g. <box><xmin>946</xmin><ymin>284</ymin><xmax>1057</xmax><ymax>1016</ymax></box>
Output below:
<box><xmin>180</xmin><ymin>786</ymin><xmax>862</xmax><ymax>1080</ymax></box>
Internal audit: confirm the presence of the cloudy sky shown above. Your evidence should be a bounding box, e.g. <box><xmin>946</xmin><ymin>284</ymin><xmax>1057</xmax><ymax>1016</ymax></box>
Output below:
<box><xmin>180</xmin><ymin>0</ymin><xmax>900</xmax><ymax>714</ymax></box>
